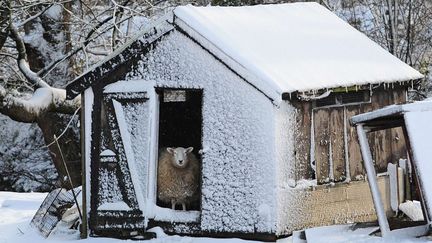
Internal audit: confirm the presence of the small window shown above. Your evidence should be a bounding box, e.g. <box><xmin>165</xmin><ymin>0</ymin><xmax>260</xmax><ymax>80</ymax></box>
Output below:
<box><xmin>315</xmin><ymin>90</ymin><xmax>370</xmax><ymax>108</ymax></box>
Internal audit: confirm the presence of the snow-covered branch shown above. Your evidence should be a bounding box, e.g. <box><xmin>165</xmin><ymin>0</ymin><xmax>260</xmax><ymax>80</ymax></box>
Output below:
<box><xmin>0</xmin><ymin>85</ymin><xmax>80</xmax><ymax>123</ymax></box>
<box><xmin>8</xmin><ymin>23</ymin><xmax>50</xmax><ymax>88</ymax></box>
<box><xmin>3</xmin><ymin>22</ymin><xmax>81</xmax><ymax>123</ymax></box>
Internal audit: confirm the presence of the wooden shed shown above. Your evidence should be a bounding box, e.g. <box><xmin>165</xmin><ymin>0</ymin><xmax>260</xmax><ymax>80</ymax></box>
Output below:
<box><xmin>65</xmin><ymin>2</ymin><xmax>424</xmax><ymax>241</ymax></box>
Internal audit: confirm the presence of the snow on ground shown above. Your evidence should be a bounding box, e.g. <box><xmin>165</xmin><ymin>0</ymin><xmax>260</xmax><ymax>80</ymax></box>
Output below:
<box><xmin>2</xmin><ymin>192</ymin><xmax>432</xmax><ymax>243</ymax></box>
<box><xmin>0</xmin><ymin>192</ymin><xmax>274</xmax><ymax>243</ymax></box>
<box><xmin>304</xmin><ymin>224</ymin><xmax>432</xmax><ymax>243</ymax></box>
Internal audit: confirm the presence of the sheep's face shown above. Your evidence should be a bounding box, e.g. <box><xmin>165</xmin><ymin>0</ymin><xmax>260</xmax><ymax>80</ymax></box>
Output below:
<box><xmin>167</xmin><ymin>147</ymin><xmax>193</xmax><ymax>169</ymax></box>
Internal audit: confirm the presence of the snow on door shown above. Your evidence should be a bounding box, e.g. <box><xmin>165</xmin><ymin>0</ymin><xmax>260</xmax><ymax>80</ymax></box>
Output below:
<box><xmin>95</xmin><ymin>81</ymin><xmax>157</xmax><ymax>229</ymax></box>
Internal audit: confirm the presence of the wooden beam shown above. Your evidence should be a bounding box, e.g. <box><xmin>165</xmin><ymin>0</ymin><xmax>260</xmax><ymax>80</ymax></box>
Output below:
<box><xmin>356</xmin><ymin>124</ymin><xmax>390</xmax><ymax>237</ymax></box>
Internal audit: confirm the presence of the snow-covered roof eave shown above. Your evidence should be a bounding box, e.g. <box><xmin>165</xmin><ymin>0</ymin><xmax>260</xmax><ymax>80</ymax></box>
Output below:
<box><xmin>65</xmin><ymin>14</ymin><xmax>175</xmax><ymax>100</ymax></box>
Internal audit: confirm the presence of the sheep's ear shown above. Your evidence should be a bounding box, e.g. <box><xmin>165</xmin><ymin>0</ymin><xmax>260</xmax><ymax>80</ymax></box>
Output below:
<box><xmin>185</xmin><ymin>147</ymin><xmax>193</xmax><ymax>153</ymax></box>
<box><xmin>167</xmin><ymin>147</ymin><xmax>174</xmax><ymax>154</ymax></box>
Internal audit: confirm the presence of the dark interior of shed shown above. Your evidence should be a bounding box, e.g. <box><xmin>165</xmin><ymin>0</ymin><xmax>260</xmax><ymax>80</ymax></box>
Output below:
<box><xmin>156</xmin><ymin>88</ymin><xmax>202</xmax><ymax>211</ymax></box>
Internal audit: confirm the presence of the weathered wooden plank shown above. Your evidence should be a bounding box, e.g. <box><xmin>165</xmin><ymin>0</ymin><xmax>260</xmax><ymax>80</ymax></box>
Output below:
<box><xmin>329</xmin><ymin>107</ymin><xmax>346</xmax><ymax>182</ymax></box>
<box><xmin>90</xmin><ymin>85</ymin><xmax>103</xmax><ymax>231</ymax></box>
<box><xmin>103</xmin><ymin>95</ymin><xmax>140</xmax><ymax>210</ymax></box>
<box><xmin>370</xmin><ymin>90</ymin><xmax>392</xmax><ymax>173</ymax></box>
<box><xmin>293</xmin><ymin>101</ymin><xmax>313</xmax><ymax>180</ymax></box>
<box><xmin>314</xmin><ymin>108</ymin><xmax>331</xmax><ymax>184</ymax></box>
<box><xmin>346</xmin><ymin>105</ymin><xmax>364</xmax><ymax>180</ymax></box>
<box><xmin>390</xmin><ymin>88</ymin><xmax>408</xmax><ymax>164</ymax></box>
<box><xmin>80</xmin><ymin>93</ymin><xmax>88</xmax><ymax>238</ymax></box>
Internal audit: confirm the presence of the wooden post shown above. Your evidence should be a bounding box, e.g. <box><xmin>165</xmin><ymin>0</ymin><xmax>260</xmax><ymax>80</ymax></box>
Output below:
<box><xmin>80</xmin><ymin>93</ymin><xmax>88</xmax><ymax>239</ymax></box>
<box><xmin>357</xmin><ymin>124</ymin><xmax>390</xmax><ymax>237</ymax></box>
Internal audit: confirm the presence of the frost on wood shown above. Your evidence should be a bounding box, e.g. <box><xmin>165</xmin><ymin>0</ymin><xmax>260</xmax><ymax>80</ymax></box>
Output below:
<box><xmin>98</xmin><ymin>168</ymin><xmax>123</xmax><ymax>207</ymax></box>
<box><xmin>125</xmin><ymin>30</ymin><xmax>278</xmax><ymax>233</ymax></box>
<box><xmin>274</xmin><ymin>101</ymin><xmax>300</xmax><ymax>234</ymax></box>
<box><xmin>84</xmin><ymin>88</ymin><xmax>93</xmax><ymax>215</ymax></box>
<box><xmin>120</xmin><ymin>100</ymin><xmax>152</xmax><ymax>211</ymax></box>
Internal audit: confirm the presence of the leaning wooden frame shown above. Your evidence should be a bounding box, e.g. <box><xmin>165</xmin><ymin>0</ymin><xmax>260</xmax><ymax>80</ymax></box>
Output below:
<box><xmin>351</xmin><ymin>100</ymin><xmax>432</xmax><ymax>238</ymax></box>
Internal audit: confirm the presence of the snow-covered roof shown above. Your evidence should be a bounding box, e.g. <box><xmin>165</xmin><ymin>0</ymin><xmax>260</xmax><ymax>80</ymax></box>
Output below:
<box><xmin>174</xmin><ymin>3</ymin><xmax>423</xmax><ymax>94</ymax></box>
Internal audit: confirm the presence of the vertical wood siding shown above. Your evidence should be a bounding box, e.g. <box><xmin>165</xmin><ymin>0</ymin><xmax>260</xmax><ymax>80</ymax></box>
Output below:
<box><xmin>294</xmin><ymin>88</ymin><xmax>407</xmax><ymax>184</ymax></box>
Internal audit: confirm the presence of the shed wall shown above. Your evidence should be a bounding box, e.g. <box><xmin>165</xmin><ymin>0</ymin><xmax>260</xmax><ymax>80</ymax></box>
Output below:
<box><xmin>123</xmin><ymin>30</ymin><xmax>278</xmax><ymax>233</ymax></box>
<box><xmin>277</xmin><ymin>176</ymin><xmax>392</xmax><ymax>235</ymax></box>
<box><xmin>273</xmin><ymin>88</ymin><xmax>407</xmax><ymax>235</ymax></box>
<box><xmin>293</xmin><ymin>88</ymin><xmax>407</xmax><ymax>182</ymax></box>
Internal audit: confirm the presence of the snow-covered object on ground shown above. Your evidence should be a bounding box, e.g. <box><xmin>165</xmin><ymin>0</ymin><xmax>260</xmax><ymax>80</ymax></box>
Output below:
<box><xmin>399</xmin><ymin>200</ymin><xmax>424</xmax><ymax>221</ymax></box>
<box><xmin>387</xmin><ymin>163</ymin><xmax>399</xmax><ymax>213</ymax></box>
<box><xmin>352</xmin><ymin>99</ymin><xmax>432</xmax><ymax>224</ymax></box>
<box><xmin>174</xmin><ymin>3</ymin><xmax>423</xmax><ymax>96</ymax></box>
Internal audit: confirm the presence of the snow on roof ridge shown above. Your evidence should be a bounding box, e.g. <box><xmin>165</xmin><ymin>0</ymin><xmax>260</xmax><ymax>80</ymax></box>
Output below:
<box><xmin>174</xmin><ymin>3</ymin><xmax>424</xmax><ymax>94</ymax></box>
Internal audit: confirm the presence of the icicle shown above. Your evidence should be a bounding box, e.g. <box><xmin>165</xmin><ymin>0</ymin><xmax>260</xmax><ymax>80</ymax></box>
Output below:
<box><xmin>345</xmin><ymin>86</ymin><xmax>348</xmax><ymax>92</ymax></box>
<box><xmin>355</xmin><ymin>85</ymin><xmax>358</xmax><ymax>92</ymax></box>
<box><xmin>343</xmin><ymin>108</ymin><xmax>350</xmax><ymax>182</ymax></box>
<box><xmin>411</xmin><ymin>80</ymin><xmax>414</xmax><ymax>89</ymax></box>
<box><xmin>289</xmin><ymin>92</ymin><xmax>292</xmax><ymax>100</ymax></box>
<box><xmin>392</xmin><ymin>83</ymin><xmax>394</xmax><ymax>89</ymax></box>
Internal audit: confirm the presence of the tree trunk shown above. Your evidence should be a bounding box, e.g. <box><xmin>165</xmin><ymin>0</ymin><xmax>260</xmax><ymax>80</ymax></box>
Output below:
<box><xmin>37</xmin><ymin>112</ymin><xmax>81</xmax><ymax>188</ymax></box>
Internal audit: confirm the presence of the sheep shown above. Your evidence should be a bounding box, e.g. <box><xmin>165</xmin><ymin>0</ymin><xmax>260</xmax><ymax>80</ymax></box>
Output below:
<box><xmin>157</xmin><ymin>147</ymin><xmax>200</xmax><ymax>211</ymax></box>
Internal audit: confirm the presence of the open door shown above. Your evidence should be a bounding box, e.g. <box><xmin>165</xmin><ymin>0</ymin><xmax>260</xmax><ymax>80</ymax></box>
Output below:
<box><xmin>94</xmin><ymin>80</ymin><xmax>158</xmax><ymax>232</ymax></box>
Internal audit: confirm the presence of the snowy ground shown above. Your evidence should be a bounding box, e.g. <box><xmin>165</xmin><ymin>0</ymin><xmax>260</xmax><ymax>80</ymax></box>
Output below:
<box><xmin>0</xmin><ymin>192</ymin><xmax>289</xmax><ymax>243</ymax></box>
<box><xmin>2</xmin><ymin>191</ymin><xmax>432</xmax><ymax>243</ymax></box>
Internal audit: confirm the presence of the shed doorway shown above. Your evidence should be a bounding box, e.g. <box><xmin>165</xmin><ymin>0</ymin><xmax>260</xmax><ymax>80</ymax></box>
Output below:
<box><xmin>156</xmin><ymin>89</ymin><xmax>202</xmax><ymax>211</ymax></box>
